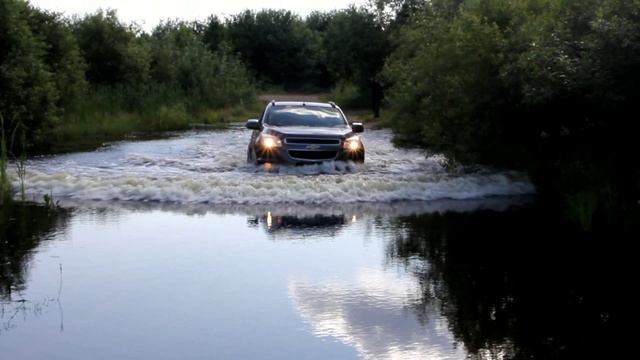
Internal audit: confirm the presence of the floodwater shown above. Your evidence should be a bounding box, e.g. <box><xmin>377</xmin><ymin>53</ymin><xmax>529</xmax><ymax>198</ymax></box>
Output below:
<box><xmin>17</xmin><ymin>126</ymin><xmax>533</xmax><ymax>204</ymax></box>
<box><xmin>0</xmin><ymin>127</ymin><xmax>626</xmax><ymax>359</ymax></box>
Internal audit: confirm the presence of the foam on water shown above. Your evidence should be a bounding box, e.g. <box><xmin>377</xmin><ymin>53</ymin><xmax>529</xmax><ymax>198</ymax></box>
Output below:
<box><xmin>14</xmin><ymin>125</ymin><xmax>535</xmax><ymax>205</ymax></box>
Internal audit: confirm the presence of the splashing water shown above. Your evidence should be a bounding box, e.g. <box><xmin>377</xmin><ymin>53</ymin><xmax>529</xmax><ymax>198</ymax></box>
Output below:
<box><xmin>16</xmin><ymin>125</ymin><xmax>534</xmax><ymax>205</ymax></box>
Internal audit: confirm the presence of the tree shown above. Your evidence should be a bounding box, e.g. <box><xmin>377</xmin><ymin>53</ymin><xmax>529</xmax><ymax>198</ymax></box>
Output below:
<box><xmin>200</xmin><ymin>15</ymin><xmax>225</xmax><ymax>54</ymax></box>
<box><xmin>324</xmin><ymin>6</ymin><xmax>390</xmax><ymax>87</ymax></box>
<box><xmin>0</xmin><ymin>0</ymin><xmax>58</xmax><ymax>143</ymax></box>
<box><xmin>148</xmin><ymin>21</ymin><xmax>253</xmax><ymax>108</ymax></box>
<box><xmin>72</xmin><ymin>10</ymin><xmax>150</xmax><ymax>89</ymax></box>
<box><xmin>27</xmin><ymin>9</ymin><xmax>86</xmax><ymax>113</ymax></box>
<box><xmin>227</xmin><ymin>9</ymin><xmax>320</xmax><ymax>89</ymax></box>
<box><xmin>384</xmin><ymin>0</ymin><xmax>640</xmax><ymax>228</ymax></box>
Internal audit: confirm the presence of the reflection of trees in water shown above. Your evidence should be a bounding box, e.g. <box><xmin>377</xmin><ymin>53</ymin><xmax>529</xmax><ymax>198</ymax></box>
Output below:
<box><xmin>0</xmin><ymin>203</ymin><xmax>70</xmax><ymax>300</ymax></box>
<box><xmin>388</xmin><ymin>206</ymin><xmax>628</xmax><ymax>359</ymax></box>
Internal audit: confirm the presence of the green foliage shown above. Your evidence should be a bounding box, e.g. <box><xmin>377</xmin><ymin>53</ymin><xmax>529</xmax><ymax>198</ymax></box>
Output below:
<box><xmin>0</xmin><ymin>115</ymin><xmax>11</xmax><ymax>204</ymax></box>
<box><xmin>27</xmin><ymin>9</ymin><xmax>87</xmax><ymax>113</ymax></box>
<box><xmin>42</xmin><ymin>191</ymin><xmax>59</xmax><ymax>209</ymax></box>
<box><xmin>306</xmin><ymin>6</ymin><xmax>393</xmax><ymax>108</ymax></box>
<box><xmin>0</xmin><ymin>0</ymin><xmax>58</xmax><ymax>145</ymax></box>
<box><xmin>385</xmin><ymin>0</ymin><xmax>640</xmax><ymax>228</ymax></box>
<box><xmin>71</xmin><ymin>10</ymin><xmax>151</xmax><ymax>110</ymax></box>
<box><xmin>0</xmin><ymin>5</ymin><xmax>257</xmax><ymax>153</ymax></box>
<box><xmin>14</xmin><ymin>123</ymin><xmax>26</xmax><ymax>201</ymax></box>
<box><xmin>0</xmin><ymin>114</ymin><xmax>26</xmax><ymax>204</ymax></box>
<box><xmin>197</xmin><ymin>6</ymin><xmax>393</xmax><ymax>93</ymax></box>
<box><xmin>199</xmin><ymin>15</ymin><xmax>225</xmax><ymax>53</ymax></box>
<box><xmin>227</xmin><ymin>9</ymin><xmax>322</xmax><ymax>89</ymax></box>
<box><xmin>325</xmin><ymin>81</ymin><xmax>370</xmax><ymax>109</ymax></box>
<box><xmin>324</xmin><ymin>7</ymin><xmax>390</xmax><ymax>88</ymax></box>
<box><xmin>386</xmin><ymin>1</ymin><xmax>523</xmax><ymax>162</ymax></box>
<box><xmin>3</xmin><ymin>2</ymin><xmax>395</xmax><ymax>153</ymax></box>
<box><xmin>148</xmin><ymin>21</ymin><xmax>254</xmax><ymax>109</ymax></box>
<box><xmin>72</xmin><ymin>10</ymin><xmax>149</xmax><ymax>88</ymax></box>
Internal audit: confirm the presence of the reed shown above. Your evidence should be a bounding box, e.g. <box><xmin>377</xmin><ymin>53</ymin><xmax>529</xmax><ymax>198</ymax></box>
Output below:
<box><xmin>0</xmin><ymin>115</ymin><xmax>11</xmax><ymax>204</ymax></box>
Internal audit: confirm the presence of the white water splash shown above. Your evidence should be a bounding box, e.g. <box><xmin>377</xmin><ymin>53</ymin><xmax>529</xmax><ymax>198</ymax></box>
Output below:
<box><xmin>15</xmin><ymin>126</ymin><xmax>535</xmax><ymax>205</ymax></box>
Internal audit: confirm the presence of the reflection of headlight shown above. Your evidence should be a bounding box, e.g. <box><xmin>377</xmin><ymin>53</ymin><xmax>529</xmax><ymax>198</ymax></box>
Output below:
<box><xmin>344</xmin><ymin>136</ymin><xmax>361</xmax><ymax>151</ymax></box>
<box><xmin>258</xmin><ymin>134</ymin><xmax>282</xmax><ymax>148</ymax></box>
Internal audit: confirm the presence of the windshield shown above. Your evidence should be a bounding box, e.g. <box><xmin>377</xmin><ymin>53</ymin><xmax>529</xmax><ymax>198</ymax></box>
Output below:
<box><xmin>265</xmin><ymin>106</ymin><xmax>347</xmax><ymax>127</ymax></box>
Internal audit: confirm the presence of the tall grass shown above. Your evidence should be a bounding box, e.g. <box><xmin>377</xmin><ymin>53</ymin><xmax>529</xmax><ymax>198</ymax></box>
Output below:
<box><xmin>1</xmin><ymin>115</ymin><xmax>29</xmax><ymax>203</ymax></box>
<box><xmin>15</xmin><ymin>126</ymin><xmax>27</xmax><ymax>201</ymax></box>
<box><xmin>0</xmin><ymin>115</ymin><xmax>11</xmax><ymax>204</ymax></box>
<box><xmin>42</xmin><ymin>90</ymin><xmax>262</xmax><ymax>154</ymax></box>
<box><xmin>322</xmin><ymin>81</ymin><xmax>370</xmax><ymax>109</ymax></box>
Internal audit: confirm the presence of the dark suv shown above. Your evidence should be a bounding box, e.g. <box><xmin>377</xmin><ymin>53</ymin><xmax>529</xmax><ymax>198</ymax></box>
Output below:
<box><xmin>246</xmin><ymin>101</ymin><xmax>365</xmax><ymax>164</ymax></box>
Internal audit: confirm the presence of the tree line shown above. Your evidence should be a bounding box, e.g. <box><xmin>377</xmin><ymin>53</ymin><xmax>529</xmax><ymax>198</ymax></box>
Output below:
<box><xmin>1</xmin><ymin>0</ymin><xmax>392</xmax><ymax>153</ymax></box>
<box><xmin>1</xmin><ymin>0</ymin><xmax>638</xmax><ymax>228</ymax></box>
<box><xmin>383</xmin><ymin>0</ymin><xmax>639</xmax><ymax>230</ymax></box>
<box><xmin>1</xmin><ymin>0</ymin><xmax>255</xmax><ymax>152</ymax></box>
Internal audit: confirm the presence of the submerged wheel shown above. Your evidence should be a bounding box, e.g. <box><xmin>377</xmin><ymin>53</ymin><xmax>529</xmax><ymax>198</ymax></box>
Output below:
<box><xmin>247</xmin><ymin>147</ymin><xmax>264</xmax><ymax>165</ymax></box>
<box><xmin>247</xmin><ymin>147</ymin><xmax>259</xmax><ymax>164</ymax></box>
<box><xmin>350</xmin><ymin>149</ymin><xmax>365</xmax><ymax>163</ymax></box>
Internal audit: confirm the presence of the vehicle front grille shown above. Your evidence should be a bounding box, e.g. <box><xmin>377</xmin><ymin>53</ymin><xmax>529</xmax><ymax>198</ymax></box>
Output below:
<box><xmin>288</xmin><ymin>150</ymin><xmax>338</xmax><ymax>160</ymax></box>
<box><xmin>285</xmin><ymin>138</ymin><xmax>340</xmax><ymax>145</ymax></box>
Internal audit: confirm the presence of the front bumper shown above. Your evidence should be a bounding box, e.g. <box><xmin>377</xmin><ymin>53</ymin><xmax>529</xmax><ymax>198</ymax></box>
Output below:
<box><xmin>255</xmin><ymin>142</ymin><xmax>364</xmax><ymax>164</ymax></box>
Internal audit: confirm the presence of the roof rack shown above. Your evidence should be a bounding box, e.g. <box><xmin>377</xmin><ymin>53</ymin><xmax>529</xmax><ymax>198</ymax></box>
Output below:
<box><xmin>328</xmin><ymin>101</ymin><xmax>336</xmax><ymax>108</ymax></box>
<box><xmin>270</xmin><ymin>99</ymin><xmax>276</xmax><ymax>106</ymax></box>
<box><xmin>302</xmin><ymin>102</ymin><xmax>306</xmax><ymax>106</ymax></box>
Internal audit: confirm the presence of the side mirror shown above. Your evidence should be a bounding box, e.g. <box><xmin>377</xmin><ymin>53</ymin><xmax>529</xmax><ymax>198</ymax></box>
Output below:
<box><xmin>246</xmin><ymin>119</ymin><xmax>260</xmax><ymax>130</ymax></box>
<box><xmin>351</xmin><ymin>122</ymin><xmax>364</xmax><ymax>133</ymax></box>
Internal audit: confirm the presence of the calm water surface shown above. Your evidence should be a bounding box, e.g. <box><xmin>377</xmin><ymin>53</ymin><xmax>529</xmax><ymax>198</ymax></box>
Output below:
<box><xmin>1</xmin><ymin>203</ymin><xmax>473</xmax><ymax>359</ymax></box>
<box><xmin>1</xmin><ymin>127</ymin><xmax>626</xmax><ymax>359</ymax></box>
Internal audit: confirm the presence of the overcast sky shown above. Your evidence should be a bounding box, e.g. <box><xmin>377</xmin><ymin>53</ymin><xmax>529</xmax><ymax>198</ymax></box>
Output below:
<box><xmin>30</xmin><ymin>0</ymin><xmax>367</xmax><ymax>31</ymax></box>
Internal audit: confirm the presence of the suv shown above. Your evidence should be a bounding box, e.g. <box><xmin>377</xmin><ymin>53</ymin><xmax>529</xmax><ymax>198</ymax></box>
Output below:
<box><xmin>246</xmin><ymin>101</ymin><xmax>365</xmax><ymax>164</ymax></box>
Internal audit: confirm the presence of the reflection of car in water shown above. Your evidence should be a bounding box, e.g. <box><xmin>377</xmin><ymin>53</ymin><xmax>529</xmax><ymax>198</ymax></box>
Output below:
<box><xmin>248</xmin><ymin>211</ymin><xmax>353</xmax><ymax>239</ymax></box>
<box><xmin>246</xmin><ymin>101</ymin><xmax>365</xmax><ymax>165</ymax></box>
<box><xmin>266</xmin><ymin>213</ymin><xmax>346</xmax><ymax>230</ymax></box>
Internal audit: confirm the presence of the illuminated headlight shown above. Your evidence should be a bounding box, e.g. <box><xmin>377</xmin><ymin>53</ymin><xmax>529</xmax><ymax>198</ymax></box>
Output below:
<box><xmin>344</xmin><ymin>136</ymin><xmax>361</xmax><ymax>151</ymax></box>
<box><xmin>258</xmin><ymin>134</ymin><xmax>282</xmax><ymax>149</ymax></box>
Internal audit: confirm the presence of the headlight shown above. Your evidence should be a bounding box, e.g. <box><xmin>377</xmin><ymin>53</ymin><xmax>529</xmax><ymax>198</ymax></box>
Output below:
<box><xmin>344</xmin><ymin>136</ymin><xmax>361</xmax><ymax>151</ymax></box>
<box><xmin>258</xmin><ymin>134</ymin><xmax>282</xmax><ymax>149</ymax></box>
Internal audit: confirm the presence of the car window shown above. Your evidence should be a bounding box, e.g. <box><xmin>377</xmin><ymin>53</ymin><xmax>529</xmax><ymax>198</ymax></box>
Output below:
<box><xmin>265</xmin><ymin>106</ymin><xmax>347</xmax><ymax>127</ymax></box>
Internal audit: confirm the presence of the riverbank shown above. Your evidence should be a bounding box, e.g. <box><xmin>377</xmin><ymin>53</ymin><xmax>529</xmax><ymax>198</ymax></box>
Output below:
<box><xmin>36</xmin><ymin>101</ymin><xmax>263</xmax><ymax>155</ymax></box>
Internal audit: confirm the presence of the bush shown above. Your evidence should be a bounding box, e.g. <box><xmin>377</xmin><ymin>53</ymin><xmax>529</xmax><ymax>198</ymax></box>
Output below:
<box><xmin>384</xmin><ymin>0</ymin><xmax>640</xmax><ymax>229</ymax></box>
<box><xmin>325</xmin><ymin>81</ymin><xmax>369</xmax><ymax>109</ymax></box>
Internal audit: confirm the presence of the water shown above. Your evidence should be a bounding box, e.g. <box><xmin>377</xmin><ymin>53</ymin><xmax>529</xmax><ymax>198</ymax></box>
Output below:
<box><xmin>17</xmin><ymin>126</ymin><xmax>533</xmax><ymax>205</ymax></box>
<box><xmin>1</xmin><ymin>127</ymin><xmax>626</xmax><ymax>359</ymax></box>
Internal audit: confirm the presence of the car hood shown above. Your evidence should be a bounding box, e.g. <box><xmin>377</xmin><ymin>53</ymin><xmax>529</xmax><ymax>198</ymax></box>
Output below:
<box><xmin>267</xmin><ymin>126</ymin><xmax>354</xmax><ymax>137</ymax></box>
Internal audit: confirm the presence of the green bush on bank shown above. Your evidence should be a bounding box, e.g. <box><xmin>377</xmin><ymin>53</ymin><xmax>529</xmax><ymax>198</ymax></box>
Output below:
<box><xmin>324</xmin><ymin>81</ymin><xmax>370</xmax><ymax>109</ymax></box>
<box><xmin>384</xmin><ymin>0</ymin><xmax>640</xmax><ymax>229</ymax></box>
<box><xmin>1</xmin><ymin>2</ymin><xmax>256</xmax><ymax>154</ymax></box>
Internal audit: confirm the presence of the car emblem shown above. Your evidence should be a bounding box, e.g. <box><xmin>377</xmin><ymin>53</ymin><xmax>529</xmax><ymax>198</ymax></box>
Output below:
<box><xmin>305</xmin><ymin>144</ymin><xmax>322</xmax><ymax>150</ymax></box>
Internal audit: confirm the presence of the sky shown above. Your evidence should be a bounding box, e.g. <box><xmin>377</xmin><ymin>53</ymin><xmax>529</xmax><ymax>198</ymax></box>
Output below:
<box><xmin>29</xmin><ymin>0</ymin><xmax>367</xmax><ymax>31</ymax></box>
